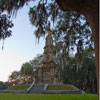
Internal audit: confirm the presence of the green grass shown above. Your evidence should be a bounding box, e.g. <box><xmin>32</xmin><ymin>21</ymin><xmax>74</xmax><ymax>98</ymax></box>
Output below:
<box><xmin>6</xmin><ymin>84</ymin><xmax>30</xmax><ymax>91</ymax></box>
<box><xmin>47</xmin><ymin>84</ymin><xmax>77</xmax><ymax>90</ymax></box>
<box><xmin>0</xmin><ymin>93</ymin><xmax>98</xmax><ymax>100</ymax></box>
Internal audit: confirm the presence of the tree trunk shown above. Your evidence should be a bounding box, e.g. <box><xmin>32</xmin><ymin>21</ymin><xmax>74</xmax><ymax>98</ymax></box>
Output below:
<box><xmin>92</xmin><ymin>78</ymin><xmax>95</xmax><ymax>93</ymax></box>
<box><xmin>62</xmin><ymin>59</ymin><xmax>64</xmax><ymax>71</ymax></box>
<box><xmin>26</xmin><ymin>73</ymin><xmax>29</xmax><ymax>84</ymax></box>
<box><xmin>56</xmin><ymin>0</ymin><xmax>99</xmax><ymax>95</ymax></box>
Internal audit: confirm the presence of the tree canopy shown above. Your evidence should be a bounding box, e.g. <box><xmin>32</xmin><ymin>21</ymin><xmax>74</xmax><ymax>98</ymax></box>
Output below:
<box><xmin>0</xmin><ymin>0</ymin><xmax>93</xmax><ymax>54</ymax></box>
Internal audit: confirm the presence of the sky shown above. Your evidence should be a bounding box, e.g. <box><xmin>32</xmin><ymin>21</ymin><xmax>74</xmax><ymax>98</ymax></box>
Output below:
<box><xmin>0</xmin><ymin>4</ymin><xmax>45</xmax><ymax>82</ymax></box>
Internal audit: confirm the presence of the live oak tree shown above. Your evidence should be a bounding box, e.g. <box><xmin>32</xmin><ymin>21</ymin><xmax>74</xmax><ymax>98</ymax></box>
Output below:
<box><xmin>50</xmin><ymin>11</ymin><xmax>93</xmax><ymax>72</ymax></box>
<box><xmin>56</xmin><ymin>0</ymin><xmax>99</xmax><ymax>92</ymax></box>
<box><xmin>61</xmin><ymin>49</ymin><xmax>97</xmax><ymax>93</ymax></box>
<box><xmin>0</xmin><ymin>0</ymin><xmax>99</xmax><ymax>93</ymax></box>
<box><xmin>0</xmin><ymin>13</ymin><xmax>13</xmax><ymax>49</ymax></box>
<box><xmin>8</xmin><ymin>71</ymin><xmax>24</xmax><ymax>84</ymax></box>
<box><xmin>0</xmin><ymin>0</ymin><xmax>14</xmax><ymax>42</ymax></box>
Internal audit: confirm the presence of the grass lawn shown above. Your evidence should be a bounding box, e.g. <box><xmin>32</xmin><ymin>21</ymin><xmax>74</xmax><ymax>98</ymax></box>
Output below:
<box><xmin>47</xmin><ymin>84</ymin><xmax>78</xmax><ymax>90</ymax></box>
<box><xmin>0</xmin><ymin>93</ymin><xmax>98</xmax><ymax>100</ymax></box>
<box><xmin>6</xmin><ymin>84</ymin><xmax>30</xmax><ymax>91</ymax></box>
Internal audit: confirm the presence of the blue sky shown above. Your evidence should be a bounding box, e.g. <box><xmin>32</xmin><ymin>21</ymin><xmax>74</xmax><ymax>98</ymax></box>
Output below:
<box><xmin>0</xmin><ymin>4</ymin><xmax>45</xmax><ymax>82</ymax></box>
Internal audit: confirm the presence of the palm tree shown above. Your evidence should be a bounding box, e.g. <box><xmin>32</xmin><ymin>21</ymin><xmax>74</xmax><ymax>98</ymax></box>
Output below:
<box><xmin>20</xmin><ymin>62</ymin><xmax>33</xmax><ymax>84</ymax></box>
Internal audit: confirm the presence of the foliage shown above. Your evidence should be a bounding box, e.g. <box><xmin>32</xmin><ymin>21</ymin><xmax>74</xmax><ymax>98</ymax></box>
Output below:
<box><xmin>8</xmin><ymin>71</ymin><xmax>25</xmax><ymax>84</ymax></box>
<box><xmin>29</xmin><ymin>54</ymin><xmax>43</xmax><ymax>68</ymax></box>
<box><xmin>0</xmin><ymin>13</ymin><xmax>13</xmax><ymax>40</ymax></box>
<box><xmin>0</xmin><ymin>0</ymin><xmax>59</xmax><ymax>39</ymax></box>
<box><xmin>0</xmin><ymin>13</ymin><xmax>13</xmax><ymax>46</ymax></box>
<box><xmin>6</xmin><ymin>84</ymin><xmax>30</xmax><ymax>91</ymax></box>
<box><xmin>0</xmin><ymin>0</ymin><xmax>30</xmax><ymax>14</ymax></box>
<box><xmin>61</xmin><ymin>49</ymin><xmax>97</xmax><ymax>93</ymax></box>
<box><xmin>0</xmin><ymin>1</ymin><xmax>94</xmax><ymax>65</ymax></box>
<box><xmin>0</xmin><ymin>81</ymin><xmax>8</xmax><ymax>90</ymax></box>
<box><xmin>21</xmin><ymin>62</ymin><xmax>33</xmax><ymax>75</ymax></box>
<box><xmin>29</xmin><ymin>0</ymin><xmax>60</xmax><ymax>39</ymax></box>
<box><xmin>20</xmin><ymin>62</ymin><xmax>33</xmax><ymax>84</ymax></box>
<box><xmin>0</xmin><ymin>1</ymin><xmax>14</xmax><ymax>42</ymax></box>
<box><xmin>51</xmin><ymin>11</ymin><xmax>93</xmax><ymax>71</ymax></box>
<box><xmin>0</xmin><ymin>0</ymin><xmax>93</xmax><ymax>71</ymax></box>
<box><xmin>0</xmin><ymin>93</ymin><xmax>98</xmax><ymax>100</ymax></box>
